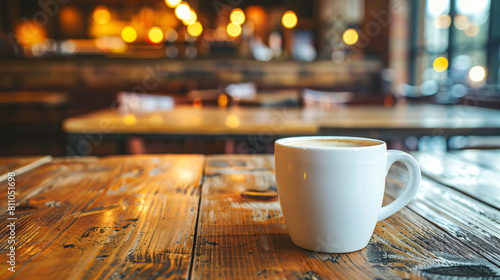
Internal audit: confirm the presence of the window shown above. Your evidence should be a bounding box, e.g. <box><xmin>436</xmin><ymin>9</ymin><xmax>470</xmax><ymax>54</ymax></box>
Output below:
<box><xmin>410</xmin><ymin>0</ymin><xmax>497</xmax><ymax>98</ymax></box>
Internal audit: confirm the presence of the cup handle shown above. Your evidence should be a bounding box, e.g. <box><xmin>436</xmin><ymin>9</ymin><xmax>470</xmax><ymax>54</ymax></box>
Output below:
<box><xmin>378</xmin><ymin>150</ymin><xmax>421</xmax><ymax>221</ymax></box>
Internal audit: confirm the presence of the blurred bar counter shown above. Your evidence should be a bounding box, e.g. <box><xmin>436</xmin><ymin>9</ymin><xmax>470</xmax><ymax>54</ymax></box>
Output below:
<box><xmin>0</xmin><ymin>58</ymin><xmax>382</xmax><ymax>106</ymax></box>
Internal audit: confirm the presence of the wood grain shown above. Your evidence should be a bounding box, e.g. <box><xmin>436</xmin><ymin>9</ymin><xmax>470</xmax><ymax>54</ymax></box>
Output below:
<box><xmin>0</xmin><ymin>156</ymin><xmax>52</xmax><ymax>182</ymax></box>
<box><xmin>386</xmin><ymin>163</ymin><xmax>500</xmax><ymax>266</ymax></box>
<box><xmin>451</xmin><ymin>149</ymin><xmax>500</xmax><ymax>172</ymax></box>
<box><xmin>0</xmin><ymin>155</ymin><xmax>204</xmax><ymax>280</ymax></box>
<box><xmin>191</xmin><ymin>155</ymin><xmax>500</xmax><ymax>279</ymax></box>
<box><xmin>1</xmin><ymin>153</ymin><xmax>499</xmax><ymax>279</ymax></box>
<box><xmin>412</xmin><ymin>152</ymin><xmax>500</xmax><ymax>209</ymax></box>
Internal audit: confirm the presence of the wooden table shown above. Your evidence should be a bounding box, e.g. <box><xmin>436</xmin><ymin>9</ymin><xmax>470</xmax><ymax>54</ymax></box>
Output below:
<box><xmin>63</xmin><ymin>104</ymin><xmax>500</xmax><ymax>155</ymax></box>
<box><xmin>1</xmin><ymin>151</ymin><xmax>499</xmax><ymax>279</ymax></box>
<box><xmin>0</xmin><ymin>156</ymin><xmax>52</xmax><ymax>182</ymax></box>
<box><xmin>313</xmin><ymin>104</ymin><xmax>500</xmax><ymax>138</ymax></box>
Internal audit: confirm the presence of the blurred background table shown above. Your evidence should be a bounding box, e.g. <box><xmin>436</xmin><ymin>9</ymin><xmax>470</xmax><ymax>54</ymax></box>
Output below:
<box><xmin>314</xmin><ymin>103</ymin><xmax>500</xmax><ymax>138</ymax></box>
<box><xmin>63</xmin><ymin>106</ymin><xmax>318</xmax><ymax>155</ymax></box>
<box><xmin>1</xmin><ymin>150</ymin><xmax>499</xmax><ymax>279</ymax></box>
<box><xmin>63</xmin><ymin>104</ymin><xmax>500</xmax><ymax>155</ymax></box>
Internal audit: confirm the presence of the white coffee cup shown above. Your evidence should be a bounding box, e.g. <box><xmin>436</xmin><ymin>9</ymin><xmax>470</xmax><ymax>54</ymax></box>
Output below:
<box><xmin>274</xmin><ymin>136</ymin><xmax>421</xmax><ymax>253</ymax></box>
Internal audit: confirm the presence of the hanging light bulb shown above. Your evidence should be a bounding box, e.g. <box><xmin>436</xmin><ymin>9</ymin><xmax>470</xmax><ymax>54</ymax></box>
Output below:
<box><xmin>175</xmin><ymin>3</ymin><xmax>191</xmax><ymax>21</ymax></box>
<box><xmin>282</xmin><ymin>11</ymin><xmax>297</xmax><ymax>29</ymax></box>
<box><xmin>230</xmin><ymin>8</ymin><xmax>245</xmax><ymax>25</ymax></box>
<box><xmin>165</xmin><ymin>0</ymin><xmax>181</xmax><ymax>8</ymax></box>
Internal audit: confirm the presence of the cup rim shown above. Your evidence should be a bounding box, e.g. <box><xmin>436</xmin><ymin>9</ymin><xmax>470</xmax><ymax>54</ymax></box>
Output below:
<box><xmin>275</xmin><ymin>136</ymin><xmax>386</xmax><ymax>150</ymax></box>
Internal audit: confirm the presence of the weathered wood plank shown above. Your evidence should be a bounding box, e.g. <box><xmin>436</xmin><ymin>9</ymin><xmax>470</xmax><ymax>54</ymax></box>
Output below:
<box><xmin>387</xmin><ymin>163</ymin><xmax>500</xmax><ymax>265</ymax></box>
<box><xmin>451</xmin><ymin>149</ymin><xmax>500</xmax><ymax>172</ymax></box>
<box><xmin>191</xmin><ymin>155</ymin><xmax>500</xmax><ymax>279</ymax></box>
<box><xmin>412</xmin><ymin>152</ymin><xmax>500</xmax><ymax>209</ymax></box>
<box><xmin>205</xmin><ymin>155</ymin><xmax>274</xmax><ymax>174</ymax></box>
<box><xmin>0</xmin><ymin>155</ymin><xmax>204</xmax><ymax>280</ymax></box>
<box><xmin>0</xmin><ymin>156</ymin><xmax>52</xmax><ymax>182</ymax></box>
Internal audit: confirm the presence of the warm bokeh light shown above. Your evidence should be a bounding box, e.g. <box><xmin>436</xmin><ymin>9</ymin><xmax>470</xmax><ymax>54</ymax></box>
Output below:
<box><xmin>175</xmin><ymin>3</ymin><xmax>191</xmax><ymax>21</ymax></box>
<box><xmin>246</xmin><ymin>6</ymin><xmax>266</xmax><ymax>27</ymax></box>
<box><xmin>218</xmin><ymin>94</ymin><xmax>228</xmax><ymax>108</ymax></box>
<box><xmin>342</xmin><ymin>29</ymin><xmax>359</xmax><ymax>45</ymax></box>
<box><xmin>93</xmin><ymin>6</ymin><xmax>111</xmax><ymax>24</ymax></box>
<box><xmin>469</xmin><ymin>66</ymin><xmax>486</xmax><ymax>82</ymax></box>
<box><xmin>121</xmin><ymin>26</ymin><xmax>137</xmax><ymax>43</ymax></box>
<box><xmin>165</xmin><ymin>0</ymin><xmax>181</xmax><ymax>8</ymax></box>
<box><xmin>148</xmin><ymin>27</ymin><xmax>164</xmax><ymax>44</ymax></box>
<box><xmin>187</xmin><ymin>21</ymin><xmax>203</xmax><ymax>37</ymax></box>
<box><xmin>123</xmin><ymin>114</ymin><xmax>137</xmax><ymax>126</ymax></box>
<box><xmin>15</xmin><ymin>21</ymin><xmax>47</xmax><ymax>46</ymax></box>
<box><xmin>433</xmin><ymin>57</ymin><xmax>449</xmax><ymax>72</ymax></box>
<box><xmin>226</xmin><ymin>22</ymin><xmax>242</xmax><ymax>37</ymax></box>
<box><xmin>225</xmin><ymin>115</ymin><xmax>240</xmax><ymax>128</ymax></box>
<box><xmin>150</xmin><ymin>114</ymin><xmax>164</xmax><ymax>125</ymax></box>
<box><xmin>183</xmin><ymin>11</ymin><xmax>197</xmax><ymax>25</ymax></box>
<box><xmin>230</xmin><ymin>8</ymin><xmax>246</xmax><ymax>25</ymax></box>
<box><xmin>454</xmin><ymin>14</ymin><xmax>469</xmax><ymax>30</ymax></box>
<box><xmin>465</xmin><ymin>23</ymin><xmax>480</xmax><ymax>37</ymax></box>
<box><xmin>282</xmin><ymin>11</ymin><xmax>297</xmax><ymax>29</ymax></box>
<box><xmin>433</xmin><ymin>15</ymin><xmax>451</xmax><ymax>29</ymax></box>
<box><xmin>193</xmin><ymin>98</ymin><xmax>202</xmax><ymax>108</ymax></box>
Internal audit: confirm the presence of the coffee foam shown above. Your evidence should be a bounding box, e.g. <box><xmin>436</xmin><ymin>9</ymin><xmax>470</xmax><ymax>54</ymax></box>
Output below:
<box><xmin>285</xmin><ymin>139</ymin><xmax>380</xmax><ymax>148</ymax></box>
